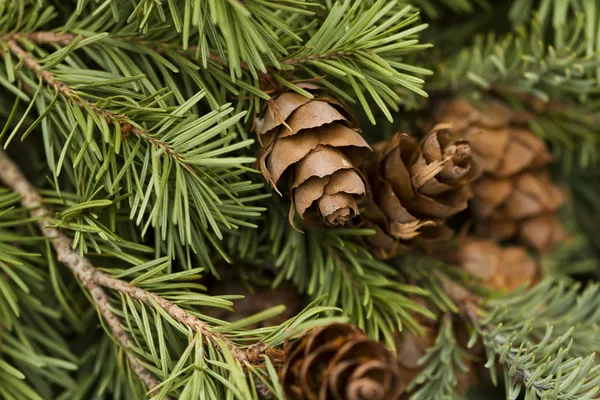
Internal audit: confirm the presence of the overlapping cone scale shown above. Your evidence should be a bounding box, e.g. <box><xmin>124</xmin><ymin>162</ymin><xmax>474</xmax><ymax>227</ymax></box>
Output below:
<box><xmin>361</xmin><ymin>124</ymin><xmax>479</xmax><ymax>259</ymax></box>
<box><xmin>280</xmin><ymin>323</ymin><xmax>405</xmax><ymax>400</ymax></box>
<box><xmin>433</xmin><ymin>97</ymin><xmax>566</xmax><ymax>253</ymax></box>
<box><xmin>258</xmin><ymin>88</ymin><xmax>370</xmax><ymax>227</ymax></box>
<box><xmin>455</xmin><ymin>237</ymin><xmax>538</xmax><ymax>292</ymax></box>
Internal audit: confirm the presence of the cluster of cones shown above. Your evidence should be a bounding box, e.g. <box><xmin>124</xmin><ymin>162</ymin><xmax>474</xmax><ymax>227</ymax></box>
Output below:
<box><xmin>258</xmin><ymin>88</ymin><xmax>566</xmax><ymax>290</ymax></box>
<box><xmin>256</xmin><ymin>89</ymin><xmax>567</xmax><ymax>398</ymax></box>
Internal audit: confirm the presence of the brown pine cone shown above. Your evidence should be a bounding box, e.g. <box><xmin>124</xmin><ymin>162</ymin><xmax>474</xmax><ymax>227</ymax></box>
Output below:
<box><xmin>361</xmin><ymin>124</ymin><xmax>479</xmax><ymax>259</ymax></box>
<box><xmin>456</xmin><ymin>237</ymin><xmax>537</xmax><ymax>292</ymax></box>
<box><xmin>433</xmin><ymin>97</ymin><xmax>566</xmax><ymax>252</ymax></box>
<box><xmin>258</xmin><ymin>87</ymin><xmax>371</xmax><ymax>227</ymax></box>
<box><xmin>280</xmin><ymin>323</ymin><xmax>405</xmax><ymax>400</ymax></box>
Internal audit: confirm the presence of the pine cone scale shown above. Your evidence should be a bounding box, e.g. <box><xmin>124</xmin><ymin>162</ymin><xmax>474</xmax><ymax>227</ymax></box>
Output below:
<box><xmin>381</xmin><ymin>143</ymin><xmax>416</xmax><ymax>201</ymax></box>
<box><xmin>285</xmin><ymin>101</ymin><xmax>346</xmax><ymax>135</ymax></box>
<box><xmin>267</xmin><ymin>131</ymin><xmax>321</xmax><ymax>183</ymax></box>
<box><xmin>456</xmin><ymin>237</ymin><xmax>538</xmax><ymax>291</ymax></box>
<box><xmin>260</xmin><ymin>92</ymin><xmax>313</xmax><ymax>134</ymax></box>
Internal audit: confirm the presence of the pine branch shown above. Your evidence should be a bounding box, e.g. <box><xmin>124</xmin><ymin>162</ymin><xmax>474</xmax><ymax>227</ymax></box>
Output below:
<box><xmin>0</xmin><ymin>149</ymin><xmax>164</xmax><ymax>396</ymax></box>
<box><xmin>460</xmin><ymin>280</ymin><xmax>600</xmax><ymax>399</ymax></box>
<box><xmin>1</xmin><ymin>30</ymin><xmax>266</xmax><ymax>269</ymax></box>
<box><xmin>407</xmin><ymin>315</ymin><xmax>469</xmax><ymax>400</ymax></box>
<box><xmin>6</xmin><ymin>0</ymin><xmax>432</xmax><ymax>122</ymax></box>
<box><xmin>3</xmin><ymin>30</ymin><xmax>349</xmax><ymax>71</ymax></box>
<box><xmin>0</xmin><ymin>149</ymin><xmax>255</xmax><ymax>366</ymax></box>
<box><xmin>2</xmin><ymin>37</ymin><xmax>195</xmax><ymax>172</ymax></box>
<box><xmin>6</xmin><ymin>30</ymin><xmax>402</xmax><ymax>79</ymax></box>
<box><xmin>428</xmin><ymin>12</ymin><xmax>600</xmax><ymax>103</ymax></box>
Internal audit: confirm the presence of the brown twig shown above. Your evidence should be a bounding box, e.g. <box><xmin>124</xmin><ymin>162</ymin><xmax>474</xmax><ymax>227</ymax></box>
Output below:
<box><xmin>1</xmin><ymin>31</ymin><xmax>352</xmax><ymax>72</ymax></box>
<box><xmin>0</xmin><ymin>150</ymin><xmax>249</xmax><ymax>362</ymax></box>
<box><xmin>0</xmin><ymin>149</ymin><xmax>163</xmax><ymax>395</ymax></box>
<box><xmin>2</xmin><ymin>37</ymin><xmax>195</xmax><ymax>173</ymax></box>
<box><xmin>92</xmin><ymin>271</ymin><xmax>249</xmax><ymax>362</ymax></box>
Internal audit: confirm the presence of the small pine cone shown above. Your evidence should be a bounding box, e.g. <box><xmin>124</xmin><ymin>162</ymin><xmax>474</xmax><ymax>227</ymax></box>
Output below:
<box><xmin>433</xmin><ymin>97</ymin><xmax>566</xmax><ymax>253</ymax></box>
<box><xmin>361</xmin><ymin>124</ymin><xmax>479</xmax><ymax>259</ymax></box>
<box><xmin>258</xmin><ymin>87</ymin><xmax>371</xmax><ymax>227</ymax></box>
<box><xmin>280</xmin><ymin>323</ymin><xmax>405</xmax><ymax>400</ymax></box>
<box><xmin>456</xmin><ymin>237</ymin><xmax>537</xmax><ymax>291</ymax></box>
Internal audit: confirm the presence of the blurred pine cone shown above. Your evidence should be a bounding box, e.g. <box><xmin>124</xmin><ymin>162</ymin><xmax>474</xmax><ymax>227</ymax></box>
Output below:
<box><xmin>361</xmin><ymin>124</ymin><xmax>480</xmax><ymax>259</ymax></box>
<box><xmin>280</xmin><ymin>323</ymin><xmax>405</xmax><ymax>400</ymax></box>
<box><xmin>433</xmin><ymin>97</ymin><xmax>566</xmax><ymax>252</ymax></box>
<box><xmin>455</xmin><ymin>237</ymin><xmax>538</xmax><ymax>292</ymax></box>
<box><xmin>257</xmin><ymin>86</ymin><xmax>371</xmax><ymax>228</ymax></box>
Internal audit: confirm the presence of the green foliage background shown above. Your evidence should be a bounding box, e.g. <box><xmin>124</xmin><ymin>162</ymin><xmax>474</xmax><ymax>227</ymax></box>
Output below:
<box><xmin>0</xmin><ymin>0</ymin><xmax>599</xmax><ymax>399</ymax></box>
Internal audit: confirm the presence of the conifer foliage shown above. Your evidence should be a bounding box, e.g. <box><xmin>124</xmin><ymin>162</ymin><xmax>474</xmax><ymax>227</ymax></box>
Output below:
<box><xmin>0</xmin><ymin>1</ymin><xmax>599</xmax><ymax>399</ymax></box>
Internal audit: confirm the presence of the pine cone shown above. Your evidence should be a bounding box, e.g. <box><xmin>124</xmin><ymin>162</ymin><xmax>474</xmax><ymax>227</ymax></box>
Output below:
<box><xmin>433</xmin><ymin>97</ymin><xmax>566</xmax><ymax>252</ymax></box>
<box><xmin>361</xmin><ymin>124</ymin><xmax>479</xmax><ymax>259</ymax></box>
<box><xmin>258</xmin><ymin>87</ymin><xmax>371</xmax><ymax>227</ymax></box>
<box><xmin>280</xmin><ymin>323</ymin><xmax>405</xmax><ymax>400</ymax></box>
<box><xmin>456</xmin><ymin>237</ymin><xmax>537</xmax><ymax>291</ymax></box>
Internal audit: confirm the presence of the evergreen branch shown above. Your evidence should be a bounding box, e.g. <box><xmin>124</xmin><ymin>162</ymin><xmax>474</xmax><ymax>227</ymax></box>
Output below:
<box><xmin>92</xmin><ymin>271</ymin><xmax>249</xmax><ymax>363</ymax></box>
<box><xmin>1</xmin><ymin>29</ymin><xmax>266</xmax><ymax>270</ymax></box>
<box><xmin>407</xmin><ymin>315</ymin><xmax>469</xmax><ymax>400</ymax></box>
<box><xmin>7</xmin><ymin>29</ymin><xmax>403</xmax><ymax>77</ymax></box>
<box><xmin>0</xmin><ymin>149</ymin><xmax>164</xmax><ymax>396</ymax></box>
<box><xmin>462</xmin><ymin>280</ymin><xmax>600</xmax><ymax>399</ymax></box>
<box><xmin>430</xmin><ymin>15</ymin><xmax>600</xmax><ymax>100</ymax></box>
<box><xmin>0</xmin><ymin>149</ymin><xmax>253</xmax><ymax>365</ymax></box>
<box><xmin>5</xmin><ymin>30</ymin><xmax>350</xmax><ymax>71</ymax></box>
<box><xmin>3</xmin><ymin>37</ymin><xmax>193</xmax><ymax>172</ymax></box>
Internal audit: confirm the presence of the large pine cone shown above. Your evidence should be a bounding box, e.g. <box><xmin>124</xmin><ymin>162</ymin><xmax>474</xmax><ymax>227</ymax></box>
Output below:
<box><xmin>258</xmin><ymin>87</ymin><xmax>371</xmax><ymax>227</ymax></box>
<box><xmin>433</xmin><ymin>97</ymin><xmax>566</xmax><ymax>252</ymax></box>
<box><xmin>280</xmin><ymin>323</ymin><xmax>405</xmax><ymax>400</ymax></box>
<box><xmin>361</xmin><ymin>124</ymin><xmax>480</xmax><ymax>259</ymax></box>
<box><xmin>455</xmin><ymin>237</ymin><xmax>538</xmax><ymax>291</ymax></box>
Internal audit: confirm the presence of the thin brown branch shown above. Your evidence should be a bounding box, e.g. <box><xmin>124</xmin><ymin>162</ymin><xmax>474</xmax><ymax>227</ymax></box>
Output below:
<box><xmin>0</xmin><ymin>149</ymin><xmax>163</xmax><ymax>395</ymax></box>
<box><xmin>0</xmin><ymin>149</ymin><xmax>249</xmax><ymax>363</ymax></box>
<box><xmin>3</xmin><ymin>30</ymin><xmax>352</xmax><ymax>71</ymax></box>
<box><xmin>3</xmin><ymin>31</ymin><xmax>78</xmax><ymax>45</ymax></box>
<box><xmin>2</xmin><ymin>37</ymin><xmax>194</xmax><ymax>173</ymax></box>
<box><xmin>93</xmin><ymin>272</ymin><xmax>249</xmax><ymax>362</ymax></box>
